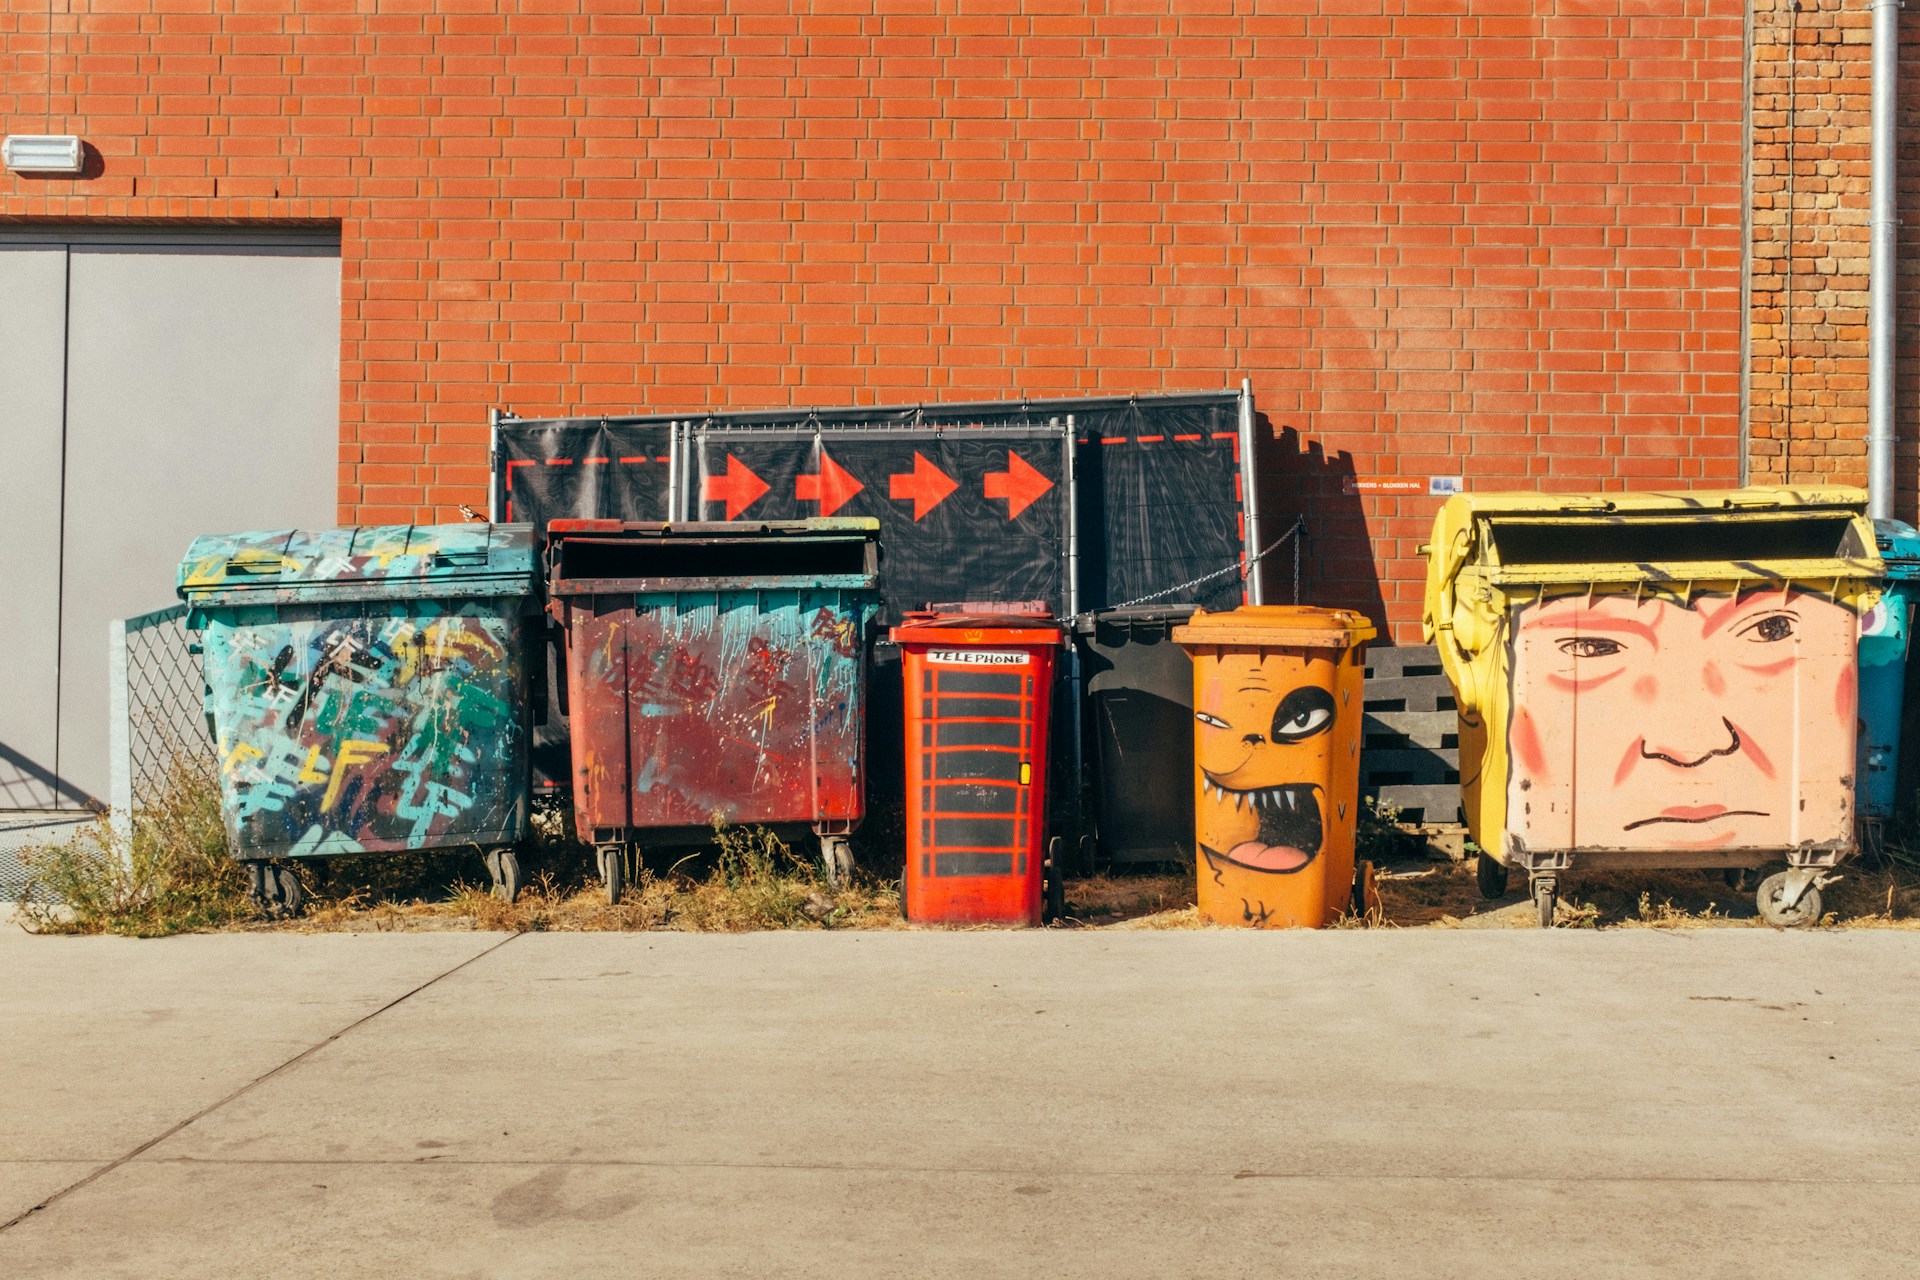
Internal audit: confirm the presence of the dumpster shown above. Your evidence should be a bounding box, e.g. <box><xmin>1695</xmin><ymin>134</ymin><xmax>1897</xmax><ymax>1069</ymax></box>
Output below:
<box><xmin>1172</xmin><ymin>606</ymin><xmax>1376</xmax><ymax>928</ymax></box>
<box><xmin>1071</xmin><ymin>605</ymin><xmax>1198</xmax><ymax>867</ymax></box>
<box><xmin>1858</xmin><ymin>520</ymin><xmax>1920</xmax><ymax>832</ymax></box>
<box><xmin>545</xmin><ymin>519</ymin><xmax>880</xmax><ymax>901</ymax></box>
<box><xmin>893</xmin><ymin>605</ymin><xmax>1064</xmax><ymax>926</ymax></box>
<box><xmin>179</xmin><ymin>524</ymin><xmax>539</xmax><ymax>914</ymax></box>
<box><xmin>1422</xmin><ymin>487</ymin><xmax>1883</xmax><ymax>927</ymax></box>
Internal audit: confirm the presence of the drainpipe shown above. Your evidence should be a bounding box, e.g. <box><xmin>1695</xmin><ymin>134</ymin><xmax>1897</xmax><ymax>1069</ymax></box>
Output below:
<box><xmin>1869</xmin><ymin>0</ymin><xmax>1899</xmax><ymax>520</ymax></box>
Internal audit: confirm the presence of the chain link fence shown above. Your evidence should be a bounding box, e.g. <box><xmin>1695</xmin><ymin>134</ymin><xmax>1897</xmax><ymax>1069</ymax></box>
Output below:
<box><xmin>108</xmin><ymin>605</ymin><xmax>218</xmax><ymax>831</ymax></box>
<box><xmin>0</xmin><ymin>607</ymin><xmax>214</xmax><ymax>900</ymax></box>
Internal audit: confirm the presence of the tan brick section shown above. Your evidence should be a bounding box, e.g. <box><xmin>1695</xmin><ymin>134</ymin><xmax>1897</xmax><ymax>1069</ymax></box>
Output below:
<box><xmin>0</xmin><ymin>3</ymin><xmax>1747</xmax><ymax>635</ymax></box>
<box><xmin>1748</xmin><ymin>0</ymin><xmax>1871</xmax><ymax>491</ymax></box>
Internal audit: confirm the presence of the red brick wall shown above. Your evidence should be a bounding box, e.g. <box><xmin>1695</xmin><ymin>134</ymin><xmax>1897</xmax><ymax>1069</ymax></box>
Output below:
<box><xmin>0</xmin><ymin>1</ymin><xmax>1747</xmax><ymax>637</ymax></box>
<box><xmin>1748</xmin><ymin>0</ymin><xmax>1871</xmax><ymax>493</ymax></box>
<box><xmin>1749</xmin><ymin>0</ymin><xmax>1920</xmax><ymax>523</ymax></box>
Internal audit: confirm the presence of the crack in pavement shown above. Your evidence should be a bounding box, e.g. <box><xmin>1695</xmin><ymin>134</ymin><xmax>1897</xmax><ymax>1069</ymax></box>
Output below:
<box><xmin>0</xmin><ymin>932</ymin><xmax>519</xmax><ymax>1234</ymax></box>
<box><xmin>124</xmin><ymin>1156</ymin><xmax>1920</xmax><ymax>1187</ymax></box>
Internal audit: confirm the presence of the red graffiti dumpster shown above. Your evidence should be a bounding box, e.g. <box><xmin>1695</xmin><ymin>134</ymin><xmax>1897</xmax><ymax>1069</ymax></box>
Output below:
<box><xmin>546</xmin><ymin>520</ymin><xmax>881</xmax><ymax>900</ymax></box>
<box><xmin>892</xmin><ymin>605</ymin><xmax>1064</xmax><ymax>927</ymax></box>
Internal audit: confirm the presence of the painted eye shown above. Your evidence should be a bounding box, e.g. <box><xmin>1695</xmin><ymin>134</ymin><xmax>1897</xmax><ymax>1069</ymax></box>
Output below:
<box><xmin>1737</xmin><ymin>613</ymin><xmax>1796</xmax><ymax>643</ymax></box>
<box><xmin>1195</xmin><ymin>711</ymin><xmax>1232</xmax><ymax>730</ymax></box>
<box><xmin>1557</xmin><ymin>637</ymin><xmax>1624</xmax><ymax>659</ymax></box>
<box><xmin>1270</xmin><ymin>686</ymin><xmax>1337</xmax><ymax>743</ymax></box>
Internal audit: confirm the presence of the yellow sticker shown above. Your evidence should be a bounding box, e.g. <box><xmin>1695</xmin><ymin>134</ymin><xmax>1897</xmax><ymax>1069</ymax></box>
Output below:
<box><xmin>1019</xmin><ymin>761</ymin><xmax>1031</xmax><ymax>786</ymax></box>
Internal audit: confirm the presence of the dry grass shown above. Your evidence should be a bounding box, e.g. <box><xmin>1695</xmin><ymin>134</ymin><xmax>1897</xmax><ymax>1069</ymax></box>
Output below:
<box><xmin>23</xmin><ymin>766</ymin><xmax>1920</xmax><ymax>935</ymax></box>
<box><xmin>1061</xmin><ymin>872</ymin><xmax>1196</xmax><ymax>926</ymax></box>
<box><xmin>283</xmin><ymin>819</ymin><xmax>907</xmax><ymax>934</ymax></box>
<box><xmin>1370</xmin><ymin>853</ymin><xmax>1920</xmax><ymax>930</ymax></box>
<box><xmin>16</xmin><ymin>760</ymin><xmax>253</xmax><ymax>937</ymax></box>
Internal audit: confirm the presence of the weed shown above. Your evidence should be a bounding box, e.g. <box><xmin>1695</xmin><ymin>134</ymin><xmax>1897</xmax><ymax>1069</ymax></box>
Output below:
<box><xmin>1355</xmin><ymin>795</ymin><xmax>1411</xmax><ymax>865</ymax></box>
<box><xmin>18</xmin><ymin>760</ymin><xmax>251</xmax><ymax>937</ymax></box>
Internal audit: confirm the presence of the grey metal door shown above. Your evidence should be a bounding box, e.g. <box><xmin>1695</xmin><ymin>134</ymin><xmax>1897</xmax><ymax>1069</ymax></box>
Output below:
<box><xmin>0</xmin><ymin>249</ymin><xmax>70</xmax><ymax>809</ymax></box>
<box><xmin>0</xmin><ymin>228</ymin><xmax>341</xmax><ymax>812</ymax></box>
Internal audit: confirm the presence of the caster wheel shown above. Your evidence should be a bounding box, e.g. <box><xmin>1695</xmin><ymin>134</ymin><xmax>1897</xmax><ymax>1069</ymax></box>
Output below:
<box><xmin>490</xmin><ymin>848</ymin><xmax>522</xmax><ymax>903</ymax></box>
<box><xmin>1044</xmin><ymin>836</ymin><xmax>1067</xmax><ymax>922</ymax></box>
<box><xmin>820</xmin><ymin>836</ymin><xmax>855</xmax><ymax>889</ymax></box>
<box><xmin>1722</xmin><ymin>868</ymin><xmax>1751</xmax><ymax>892</ymax></box>
<box><xmin>274</xmin><ymin>865</ymin><xmax>306</xmax><ymax>919</ymax></box>
<box><xmin>1476</xmin><ymin>851</ymin><xmax>1509</xmax><ymax>899</ymax></box>
<box><xmin>597</xmin><ymin>844</ymin><xmax>624</xmax><ymax>905</ymax></box>
<box><xmin>1756</xmin><ymin>872</ymin><xmax>1821</xmax><ymax>929</ymax></box>
<box><xmin>1532</xmin><ymin>877</ymin><xmax>1557</xmax><ymax>929</ymax></box>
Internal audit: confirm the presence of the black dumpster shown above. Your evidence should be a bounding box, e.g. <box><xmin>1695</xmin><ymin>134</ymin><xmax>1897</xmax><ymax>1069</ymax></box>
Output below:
<box><xmin>1072</xmin><ymin>605</ymin><xmax>1197</xmax><ymax>866</ymax></box>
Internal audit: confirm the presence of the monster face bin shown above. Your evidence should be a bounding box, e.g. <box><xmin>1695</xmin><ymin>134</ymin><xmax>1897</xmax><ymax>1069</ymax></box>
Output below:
<box><xmin>1173</xmin><ymin>607</ymin><xmax>1376</xmax><ymax>928</ymax></box>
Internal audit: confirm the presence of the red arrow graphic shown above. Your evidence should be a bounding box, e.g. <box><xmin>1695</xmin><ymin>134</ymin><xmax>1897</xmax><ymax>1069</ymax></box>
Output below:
<box><xmin>701</xmin><ymin>454</ymin><xmax>771</xmax><ymax>519</ymax></box>
<box><xmin>888</xmin><ymin>451</ymin><xmax>959</xmax><ymax>521</ymax></box>
<box><xmin>794</xmin><ymin>449</ymin><xmax>865</xmax><ymax>517</ymax></box>
<box><xmin>983</xmin><ymin>449</ymin><xmax>1055</xmax><ymax>520</ymax></box>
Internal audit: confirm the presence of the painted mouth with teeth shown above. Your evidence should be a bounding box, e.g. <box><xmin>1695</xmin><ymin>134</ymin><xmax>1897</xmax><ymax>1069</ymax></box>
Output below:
<box><xmin>1199</xmin><ymin>775</ymin><xmax>1323</xmax><ymax>874</ymax></box>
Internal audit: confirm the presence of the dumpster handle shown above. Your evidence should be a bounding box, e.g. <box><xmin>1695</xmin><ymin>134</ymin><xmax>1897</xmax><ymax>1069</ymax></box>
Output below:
<box><xmin>1428</xmin><ymin>526</ymin><xmax>1477</xmax><ymax>706</ymax></box>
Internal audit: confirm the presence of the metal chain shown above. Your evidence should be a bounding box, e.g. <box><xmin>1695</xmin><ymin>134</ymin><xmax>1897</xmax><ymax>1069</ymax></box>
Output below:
<box><xmin>1075</xmin><ymin>515</ymin><xmax>1308</xmax><ymax>621</ymax></box>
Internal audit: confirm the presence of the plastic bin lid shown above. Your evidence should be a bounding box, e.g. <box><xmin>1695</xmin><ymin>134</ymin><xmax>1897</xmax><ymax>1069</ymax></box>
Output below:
<box><xmin>179</xmin><ymin>523</ymin><xmax>536</xmax><ymax>606</ymax></box>
<box><xmin>1171</xmin><ymin>605</ymin><xmax>1377</xmax><ymax>650</ymax></box>
<box><xmin>891</xmin><ymin>606</ymin><xmax>1063</xmax><ymax>647</ymax></box>
<box><xmin>1875</xmin><ymin>519</ymin><xmax>1920</xmax><ymax>578</ymax></box>
<box><xmin>1423</xmin><ymin>485</ymin><xmax>1882</xmax><ymax>589</ymax></box>
<box><xmin>1068</xmin><ymin>602</ymin><xmax>1200</xmax><ymax>635</ymax></box>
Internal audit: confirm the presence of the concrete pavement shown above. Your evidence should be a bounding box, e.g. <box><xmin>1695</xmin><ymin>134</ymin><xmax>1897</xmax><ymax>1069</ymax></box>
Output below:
<box><xmin>1</xmin><ymin>923</ymin><xmax>1916</xmax><ymax>1277</ymax></box>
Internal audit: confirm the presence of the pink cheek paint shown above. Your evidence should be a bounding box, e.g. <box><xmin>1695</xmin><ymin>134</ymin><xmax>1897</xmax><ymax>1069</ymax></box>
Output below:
<box><xmin>1835</xmin><ymin>662</ymin><xmax>1856</xmax><ymax>722</ymax></box>
<box><xmin>1512</xmin><ymin>707</ymin><xmax>1548</xmax><ymax>779</ymax></box>
<box><xmin>1701</xmin><ymin>662</ymin><xmax>1725</xmax><ymax>698</ymax></box>
<box><xmin>1632</xmin><ymin>675</ymin><xmax>1657</xmax><ymax>703</ymax></box>
<box><xmin>1613</xmin><ymin>738</ymin><xmax>1643</xmax><ymax>786</ymax></box>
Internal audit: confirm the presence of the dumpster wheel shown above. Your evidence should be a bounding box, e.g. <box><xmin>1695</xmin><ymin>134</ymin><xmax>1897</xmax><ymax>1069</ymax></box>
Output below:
<box><xmin>1531</xmin><ymin>876</ymin><xmax>1557</xmax><ymax>929</ymax></box>
<box><xmin>274</xmin><ymin>866</ymin><xmax>305</xmax><ymax>919</ymax></box>
<box><xmin>819</xmin><ymin>835</ymin><xmax>855</xmax><ymax>889</ymax></box>
<box><xmin>248</xmin><ymin>862</ymin><xmax>304</xmax><ymax>919</ymax></box>
<box><xmin>486</xmin><ymin>847</ymin><xmax>522</xmax><ymax>904</ymax></box>
<box><xmin>1475</xmin><ymin>851</ymin><xmax>1509</xmax><ymax>899</ymax></box>
<box><xmin>597</xmin><ymin>844</ymin><xmax>625</xmax><ymax>905</ymax></box>
<box><xmin>1756</xmin><ymin>872</ymin><xmax>1822</xmax><ymax>929</ymax></box>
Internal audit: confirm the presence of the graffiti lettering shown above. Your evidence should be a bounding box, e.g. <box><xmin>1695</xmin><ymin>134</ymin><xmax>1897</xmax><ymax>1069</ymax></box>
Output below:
<box><xmin>322</xmin><ymin>740</ymin><xmax>390</xmax><ymax>812</ymax></box>
<box><xmin>810</xmin><ymin>607</ymin><xmax>859</xmax><ymax>659</ymax></box>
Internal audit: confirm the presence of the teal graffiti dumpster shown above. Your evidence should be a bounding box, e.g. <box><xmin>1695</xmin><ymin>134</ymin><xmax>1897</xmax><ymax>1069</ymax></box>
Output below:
<box><xmin>179</xmin><ymin>524</ymin><xmax>538</xmax><ymax>913</ymax></box>
<box><xmin>1860</xmin><ymin>520</ymin><xmax>1920</xmax><ymax>826</ymax></box>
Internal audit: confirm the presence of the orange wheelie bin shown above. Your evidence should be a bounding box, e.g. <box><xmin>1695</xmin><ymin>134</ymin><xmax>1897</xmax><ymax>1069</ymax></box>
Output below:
<box><xmin>892</xmin><ymin>605</ymin><xmax>1064</xmax><ymax>926</ymax></box>
<box><xmin>1172</xmin><ymin>606</ymin><xmax>1376</xmax><ymax>928</ymax></box>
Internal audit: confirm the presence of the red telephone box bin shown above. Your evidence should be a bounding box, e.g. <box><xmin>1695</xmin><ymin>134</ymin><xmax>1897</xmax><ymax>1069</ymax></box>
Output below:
<box><xmin>892</xmin><ymin>607</ymin><xmax>1064</xmax><ymax>926</ymax></box>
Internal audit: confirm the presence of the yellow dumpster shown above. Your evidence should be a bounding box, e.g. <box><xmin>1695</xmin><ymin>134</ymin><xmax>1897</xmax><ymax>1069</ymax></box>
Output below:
<box><xmin>1421</xmin><ymin>487</ymin><xmax>1882</xmax><ymax>927</ymax></box>
<box><xmin>1172</xmin><ymin>606</ymin><xmax>1376</xmax><ymax>928</ymax></box>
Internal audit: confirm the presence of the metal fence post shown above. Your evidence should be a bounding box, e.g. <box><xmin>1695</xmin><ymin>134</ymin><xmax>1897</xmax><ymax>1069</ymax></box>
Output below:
<box><xmin>107</xmin><ymin>615</ymin><xmax>134</xmax><ymax>861</ymax></box>
<box><xmin>1237</xmin><ymin>378</ymin><xmax>1264</xmax><ymax>605</ymax></box>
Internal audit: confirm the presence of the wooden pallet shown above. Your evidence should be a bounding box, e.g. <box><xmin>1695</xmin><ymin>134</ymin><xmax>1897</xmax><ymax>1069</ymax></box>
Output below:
<box><xmin>1359</xmin><ymin>644</ymin><xmax>1463</xmax><ymax>826</ymax></box>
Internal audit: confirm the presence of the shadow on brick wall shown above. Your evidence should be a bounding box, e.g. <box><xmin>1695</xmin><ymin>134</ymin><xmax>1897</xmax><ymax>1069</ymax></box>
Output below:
<box><xmin>1249</xmin><ymin>419</ymin><xmax>1390</xmax><ymax>639</ymax></box>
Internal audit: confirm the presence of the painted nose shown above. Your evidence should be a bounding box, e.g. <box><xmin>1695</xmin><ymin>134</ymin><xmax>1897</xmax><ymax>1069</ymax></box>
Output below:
<box><xmin>1241</xmin><ymin>733</ymin><xmax>1265</xmax><ymax>745</ymax></box>
<box><xmin>1640</xmin><ymin>716</ymin><xmax>1741</xmax><ymax>768</ymax></box>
